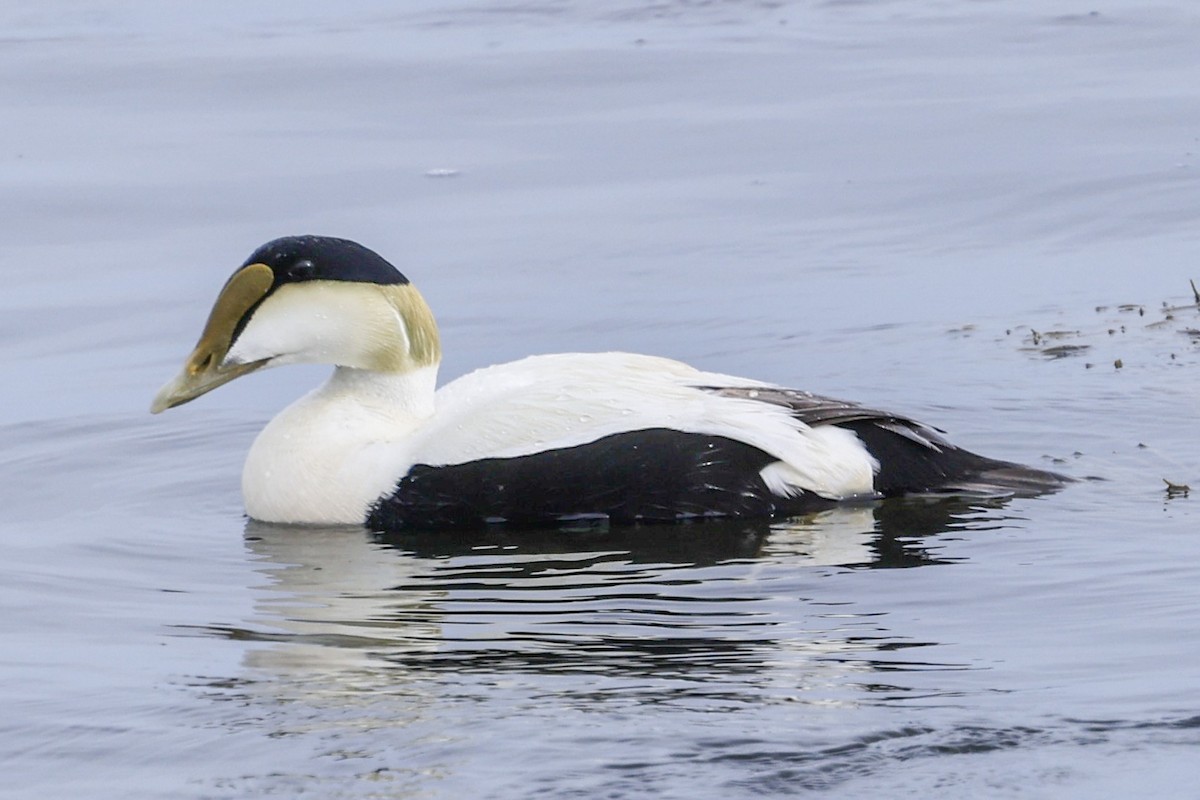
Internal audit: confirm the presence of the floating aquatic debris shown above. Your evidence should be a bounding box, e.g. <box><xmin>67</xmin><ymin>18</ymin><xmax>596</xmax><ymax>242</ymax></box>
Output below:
<box><xmin>1040</xmin><ymin>344</ymin><xmax>1091</xmax><ymax>359</ymax></box>
<box><xmin>1025</xmin><ymin>328</ymin><xmax>1082</xmax><ymax>347</ymax></box>
<box><xmin>1012</xmin><ymin>280</ymin><xmax>1200</xmax><ymax>366</ymax></box>
<box><xmin>1163</xmin><ymin>478</ymin><xmax>1190</xmax><ymax>498</ymax></box>
<box><xmin>1021</xmin><ymin>328</ymin><xmax>1088</xmax><ymax>356</ymax></box>
<box><xmin>424</xmin><ymin>168</ymin><xmax>460</xmax><ymax>178</ymax></box>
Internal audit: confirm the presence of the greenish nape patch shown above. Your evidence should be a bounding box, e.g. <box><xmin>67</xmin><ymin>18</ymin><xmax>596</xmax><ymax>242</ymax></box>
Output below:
<box><xmin>381</xmin><ymin>283</ymin><xmax>442</xmax><ymax>369</ymax></box>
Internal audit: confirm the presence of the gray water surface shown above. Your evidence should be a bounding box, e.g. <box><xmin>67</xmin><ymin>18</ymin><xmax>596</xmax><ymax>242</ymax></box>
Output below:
<box><xmin>4</xmin><ymin>2</ymin><xmax>1200</xmax><ymax>797</ymax></box>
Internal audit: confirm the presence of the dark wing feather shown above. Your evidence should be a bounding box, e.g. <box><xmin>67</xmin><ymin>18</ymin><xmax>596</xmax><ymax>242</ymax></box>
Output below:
<box><xmin>703</xmin><ymin>386</ymin><xmax>951</xmax><ymax>450</ymax></box>
<box><xmin>701</xmin><ymin>386</ymin><xmax>1067</xmax><ymax>498</ymax></box>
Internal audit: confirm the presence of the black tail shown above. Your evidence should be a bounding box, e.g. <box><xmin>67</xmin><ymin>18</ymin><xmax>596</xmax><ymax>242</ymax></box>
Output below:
<box><xmin>841</xmin><ymin>420</ymin><xmax>1069</xmax><ymax>499</ymax></box>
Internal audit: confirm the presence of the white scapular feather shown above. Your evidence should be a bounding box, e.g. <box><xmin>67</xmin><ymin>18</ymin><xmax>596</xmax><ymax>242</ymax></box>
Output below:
<box><xmin>406</xmin><ymin>353</ymin><xmax>873</xmax><ymax>488</ymax></box>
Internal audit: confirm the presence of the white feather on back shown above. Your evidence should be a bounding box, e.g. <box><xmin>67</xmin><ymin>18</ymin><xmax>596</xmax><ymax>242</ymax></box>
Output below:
<box><xmin>371</xmin><ymin>352</ymin><xmax>877</xmax><ymax>501</ymax></box>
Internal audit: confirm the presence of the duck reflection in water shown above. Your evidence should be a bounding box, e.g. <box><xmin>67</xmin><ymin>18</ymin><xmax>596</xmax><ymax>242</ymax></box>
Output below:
<box><xmin>211</xmin><ymin>495</ymin><xmax>1020</xmax><ymax>690</ymax></box>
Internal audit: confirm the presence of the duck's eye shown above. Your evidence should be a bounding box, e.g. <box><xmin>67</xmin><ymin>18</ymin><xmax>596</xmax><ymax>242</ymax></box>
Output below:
<box><xmin>287</xmin><ymin>259</ymin><xmax>316</xmax><ymax>281</ymax></box>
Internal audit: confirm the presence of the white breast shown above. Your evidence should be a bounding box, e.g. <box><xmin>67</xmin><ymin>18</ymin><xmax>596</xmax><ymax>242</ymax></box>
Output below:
<box><xmin>242</xmin><ymin>366</ymin><xmax>437</xmax><ymax>525</ymax></box>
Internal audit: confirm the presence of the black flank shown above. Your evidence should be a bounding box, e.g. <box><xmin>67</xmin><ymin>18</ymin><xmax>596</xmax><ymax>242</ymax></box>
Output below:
<box><xmin>840</xmin><ymin>420</ymin><xmax>1017</xmax><ymax>495</ymax></box>
<box><xmin>367</xmin><ymin>428</ymin><xmax>833</xmax><ymax>532</ymax></box>
<box><xmin>366</xmin><ymin>390</ymin><xmax>1068</xmax><ymax>532</ymax></box>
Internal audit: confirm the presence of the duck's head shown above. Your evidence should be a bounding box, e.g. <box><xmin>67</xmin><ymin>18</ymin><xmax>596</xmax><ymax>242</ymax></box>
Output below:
<box><xmin>151</xmin><ymin>235</ymin><xmax>441</xmax><ymax>413</ymax></box>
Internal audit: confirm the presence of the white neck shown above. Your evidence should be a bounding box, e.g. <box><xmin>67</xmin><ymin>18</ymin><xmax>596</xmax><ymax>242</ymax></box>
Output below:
<box><xmin>242</xmin><ymin>363</ymin><xmax>440</xmax><ymax>524</ymax></box>
<box><xmin>319</xmin><ymin>364</ymin><xmax>439</xmax><ymax>422</ymax></box>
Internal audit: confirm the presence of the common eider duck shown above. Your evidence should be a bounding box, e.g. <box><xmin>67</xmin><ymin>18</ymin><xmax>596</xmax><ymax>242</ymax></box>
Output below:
<box><xmin>151</xmin><ymin>235</ymin><xmax>1065</xmax><ymax>530</ymax></box>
